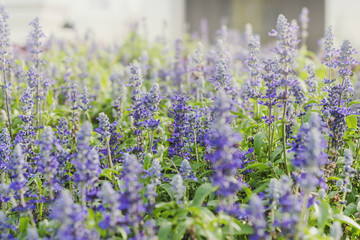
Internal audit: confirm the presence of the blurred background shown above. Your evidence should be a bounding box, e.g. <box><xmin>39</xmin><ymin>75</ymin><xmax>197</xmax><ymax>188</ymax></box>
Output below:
<box><xmin>2</xmin><ymin>0</ymin><xmax>360</xmax><ymax>50</ymax></box>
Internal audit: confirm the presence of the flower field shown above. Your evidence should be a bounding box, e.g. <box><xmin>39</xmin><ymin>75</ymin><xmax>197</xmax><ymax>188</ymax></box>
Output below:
<box><xmin>1</xmin><ymin>6</ymin><xmax>360</xmax><ymax>240</ymax></box>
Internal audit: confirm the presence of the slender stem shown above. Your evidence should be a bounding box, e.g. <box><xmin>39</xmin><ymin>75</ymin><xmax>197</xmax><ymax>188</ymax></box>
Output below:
<box><xmin>340</xmin><ymin>190</ymin><xmax>347</xmax><ymax>212</ymax></box>
<box><xmin>354</xmin><ymin>138</ymin><xmax>360</xmax><ymax>160</ymax></box>
<box><xmin>39</xmin><ymin>202</ymin><xmax>43</xmax><ymax>220</ymax></box>
<box><xmin>338</xmin><ymin>77</ymin><xmax>345</xmax><ymax>107</ymax></box>
<box><xmin>193</xmin><ymin>130</ymin><xmax>199</xmax><ymax>163</ymax></box>
<box><xmin>106</xmin><ymin>138</ymin><xmax>113</xmax><ymax>168</ymax></box>
<box><xmin>148</xmin><ymin>130</ymin><xmax>154</xmax><ymax>154</ymax></box>
<box><xmin>270</xmin><ymin>200</ymin><xmax>276</xmax><ymax>238</ymax></box>
<box><xmin>282</xmin><ymin>86</ymin><xmax>290</xmax><ymax>176</ymax></box>
<box><xmin>295</xmin><ymin>190</ymin><xmax>310</xmax><ymax>240</ymax></box>
<box><xmin>268</xmin><ymin>106</ymin><xmax>272</xmax><ymax>162</ymax></box>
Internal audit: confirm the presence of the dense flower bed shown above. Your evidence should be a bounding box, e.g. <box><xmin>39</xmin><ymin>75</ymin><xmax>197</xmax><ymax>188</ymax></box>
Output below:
<box><xmin>0</xmin><ymin>6</ymin><xmax>359</xmax><ymax>239</ymax></box>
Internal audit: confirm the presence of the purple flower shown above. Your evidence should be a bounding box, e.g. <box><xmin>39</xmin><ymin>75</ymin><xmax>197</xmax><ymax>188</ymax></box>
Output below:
<box><xmin>79</xmin><ymin>87</ymin><xmax>91</xmax><ymax>112</ymax></box>
<box><xmin>180</xmin><ymin>159</ymin><xmax>196</xmax><ymax>181</ymax></box>
<box><xmin>210</xmin><ymin>59</ymin><xmax>232</xmax><ymax>93</ymax></box>
<box><xmin>118</xmin><ymin>154</ymin><xmax>146</xmax><ymax>236</ymax></box>
<box><xmin>171</xmin><ymin>174</ymin><xmax>185</xmax><ymax>204</ymax></box>
<box><xmin>28</xmin><ymin>17</ymin><xmax>45</xmax><ymax>66</ymax></box>
<box><xmin>50</xmin><ymin>190</ymin><xmax>95</xmax><ymax>239</ymax></box>
<box><xmin>149</xmin><ymin>158</ymin><xmax>162</xmax><ymax>185</ymax></box>
<box><xmin>299</xmin><ymin>7</ymin><xmax>309</xmax><ymax>44</ymax></box>
<box><xmin>95</xmin><ymin>112</ymin><xmax>111</xmax><ymax>139</ymax></box>
<box><xmin>245</xmin><ymin>36</ymin><xmax>261</xmax><ymax>99</ymax></box>
<box><xmin>9</xmin><ymin>144</ymin><xmax>27</xmax><ymax>191</ymax></box>
<box><xmin>205</xmin><ymin>91</ymin><xmax>246</xmax><ymax>197</ymax></box>
<box><xmin>0</xmin><ymin>128</ymin><xmax>11</xmax><ymax>172</ymax></box>
<box><xmin>323</xmin><ymin>25</ymin><xmax>337</xmax><ymax>69</ymax></box>
<box><xmin>37</xmin><ymin>127</ymin><xmax>59</xmax><ymax>193</ymax></box>
<box><xmin>99</xmin><ymin>181</ymin><xmax>121</xmax><ymax>231</ymax></box>
<box><xmin>266</xmin><ymin>176</ymin><xmax>301</xmax><ymax>238</ymax></box>
<box><xmin>0</xmin><ymin>211</ymin><xmax>16</xmax><ymax>239</ymax></box>
<box><xmin>290</xmin><ymin>114</ymin><xmax>328</xmax><ymax>191</ymax></box>
<box><xmin>168</xmin><ymin>95</ymin><xmax>192</xmax><ymax>159</ymax></box>
<box><xmin>55</xmin><ymin>117</ymin><xmax>70</xmax><ymax>147</ymax></box>
<box><xmin>303</xmin><ymin>64</ymin><xmax>317</xmax><ymax>93</ymax></box>
<box><xmin>73</xmin><ymin>122</ymin><xmax>101</xmax><ymax>185</ymax></box>
<box><xmin>246</xmin><ymin>195</ymin><xmax>268</xmax><ymax>239</ymax></box>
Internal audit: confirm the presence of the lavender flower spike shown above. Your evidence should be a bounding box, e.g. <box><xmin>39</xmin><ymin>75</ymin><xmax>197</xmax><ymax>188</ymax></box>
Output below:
<box><xmin>171</xmin><ymin>174</ymin><xmax>185</xmax><ymax>204</ymax></box>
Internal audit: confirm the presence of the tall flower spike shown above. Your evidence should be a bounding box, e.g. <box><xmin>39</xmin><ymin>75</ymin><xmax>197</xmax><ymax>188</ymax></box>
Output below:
<box><xmin>79</xmin><ymin>87</ymin><xmax>91</xmax><ymax>112</ymax></box>
<box><xmin>171</xmin><ymin>174</ymin><xmax>185</xmax><ymax>204</ymax></box>
<box><xmin>149</xmin><ymin>158</ymin><xmax>162</xmax><ymax>185</ymax></box>
<box><xmin>304</xmin><ymin>64</ymin><xmax>317</xmax><ymax>93</ymax></box>
<box><xmin>118</xmin><ymin>154</ymin><xmax>145</xmax><ymax>236</ymax></box>
<box><xmin>299</xmin><ymin>7</ymin><xmax>309</xmax><ymax>46</ymax></box>
<box><xmin>180</xmin><ymin>159</ymin><xmax>195</xmax><ymax>181</ymax></box>
<box><xmin>211</xmin><ymin>59</ymin><xmax>232</xmax><ymax>93</ymax></box>
<box><xmin>247</xmin><ymin>195</ymin><xmax>268</xmax><ymax>240</ymax></box>
<box><xmin>0</xmin><ymin>128</ymin><xmax>11</xmax><ymax>172</ymax></box>
<box><xmin>50</xmin><ymin>190</ymin><xmax>93</xmax><ymax>239</ymax></box>
<box><xmin>74</xmin><ymin>122</ymin><xmax>100</xmax><ymax>207</ymax></box>
<box><xmin>323</xmin><ymin>25</ymin><xmax>336</xmax><ymax>69</ymax></box>
<box><xmin>99</xmin><ymin>181</ymin><xmax>121</xmax><ymax>231</ymax></box>
<box><xmin>37</xmin><ymin>126</ymin><xmax>59</xmax><ymax>199</ymax></box>
<box><xmin>9</xmin><ymin>144</ymin><xmax>27</xmax><ymax>191</ymax></box>
<box><xmin>28</xmin><ymin>17</ymin><xmax>45</xmax><ymax>68</ymax></box>
<box><xmin>0</xmin><ymin>211</ymin><xmax>16</xmax><ymax>239</ymax></box>
<box><xmin>290</xmin><ymin>113</ymin><xmax>327</xmax><ymax>191</ymax></box>
<box><xmin>168</xmin><ymin>95</ymin><xmax>192</xmax><ymax>160</ymax></box>
<box><xmin>95</xmin><ymin>112</ymin><xmax>111</xmax><ymax>140</ymax></box>
<box><xmin>0</xmin><ymin>7</ymin><xmax>12</xmax><ymax>137</ymax></box>
<box><xmin>55</xmin><ymin>117</ymin><xmax>70</xmax><ymax>147</ymax></box>
<box><xmin>245</xmin><ymin>35</ymin><xmax>261</xmax><ymax>99</ymax></box>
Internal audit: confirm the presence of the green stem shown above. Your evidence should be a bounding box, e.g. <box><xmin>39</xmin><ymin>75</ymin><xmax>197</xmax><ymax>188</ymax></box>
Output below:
<box><xmin>282</xmin><ymin>87</ymin><xmax>290</xmax><ymax>176</ymax></box>
<box><xmin>193</xmin><ymin>130</ymin><xmax>199</xmax><ymax>163</ymax></box>
<box><xmin>106</xmin><ymin>138</ymin><xmax>113</xmax><ymax>168</ymax></box>
<box><xmin>295</xmin><ymin>190</ymin><xmax>310</xmax><ymax>240</ymax></box>
<box><xmin>148</xmin><ymin>130</ymin><xmax>154</xmax><ymax>154</ymax></box>
<box><xmin>354</xmin><ymin>138</ymin><xmax>360</xmax><ymax>160</ymax></box>
<box><xmin>268</xmin><ymin>106</ymin><xmax>272</xmax><ymax>162</ymax></box>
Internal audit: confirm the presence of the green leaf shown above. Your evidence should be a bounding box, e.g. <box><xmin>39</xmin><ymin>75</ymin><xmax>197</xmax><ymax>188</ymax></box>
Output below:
<box><xmin>241</xmin><ymin>163</ymin><xmax>268</xmax><ymax>173</ymax></box>
<box><xmin>144</xmin><ymin>153</ymin><xmax>153</xmax><ymax>170</ymax></box>
<box><xmin>333</xmin><ymin>214</ymin><xmax>360</xmax><ymax>230</ymax></box>
<box><xmin>19</xmin><ymin>216</ymin><xmax>29</xmax><ymax>233</ymax></box>
<box><xmin>192</xmin><ymin>183</ymin><xmax>217</xmax><ymax>206</ymax></box>
<box><xmin>158</xmin><ymin>221</ymin><xmax>172</xmax><ymax>240</ymax></box>
<box><xmin>270</xmin><ymin>148</ymin><xmax>283</xmax><ymax>162</ymax></box>
<box><xmin>317</xmin><ymin>201</ymin><xmax>330</xmax><ymax>230</ymax></box>
<box><xmin>346</xmin><ymin>115</ymin><xmax>358</xmax><ymax>129</ymax></box>
<box><xmin>344</xmin><ymin>203</ymin><xmax>357</xmax><ymax>216</ymax></box>
<box><xmin>327</xmin><ymin>176</ymin><xmax>341</xmax><ymax>182</ymax></box>
<box><xmin>175</xmin><ymin>218</ymin><xmax>194</xmax><ymax>240</ymax></box>
<box><xmin>160</xmin><ymin>184</ymin><xmax>174</xmax><ymax>200</ymax></box>
<box><xmin>254</xmin><ymin>132</ymin><xmax>266</xmax><ymax>155</ymax></box>
<box><xmin>274</xmin><ymin>166</ymin><xmax>285</xmax><ymax>176</ymax></box>
<box><xmin>235</xmin><ymin>222</ymin><xmax>254</xmax><ymax>235</ymax></box>
<box><xmin>348</xmin><ymin>100</ymin><xmax>360</xmax><ymax>107</ymax></box>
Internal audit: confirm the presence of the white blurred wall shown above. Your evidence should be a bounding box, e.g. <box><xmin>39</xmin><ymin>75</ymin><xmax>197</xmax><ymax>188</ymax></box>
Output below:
<box><xmin>326</xmin><ymin>0</ymin><xmax>360</xmax><ymax>49</ymax></box>
<box><xmin>3</xmin><ymin>0</ymin><xmax>360</xmax><ymax>50</ymax></box>
<box><xmin>2</xmin><ymin>0</ymin><xmax>185</xmax><ymax>45</ymax></box>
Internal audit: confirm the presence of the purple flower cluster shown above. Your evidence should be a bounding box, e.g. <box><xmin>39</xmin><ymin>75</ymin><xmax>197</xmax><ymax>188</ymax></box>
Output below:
<box><xmin>50</xmin><ymin>190</ymin><xmax>97</xmax><ymax>239</ymax></box>
<box><xmin>168</xmin><ymin>95</ymin><xmax>194</xmax><ymax>160</ymax></box>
